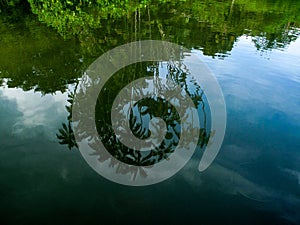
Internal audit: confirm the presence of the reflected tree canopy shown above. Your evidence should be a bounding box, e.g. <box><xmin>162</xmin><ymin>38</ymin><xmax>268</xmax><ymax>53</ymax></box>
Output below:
<box><xmin>57</xmin><ymin>61</ymin><xmax>211</xmax><ymax>168</ymax></box>
<box><xmin>1</xmin><ymin>0</ymin><xmax>300</xmax><ymax>93</ymax></box>
<box><xmin>28</xmin><ymin>0</ymin><xmax>300</xmax><ymax>55</ymax></box>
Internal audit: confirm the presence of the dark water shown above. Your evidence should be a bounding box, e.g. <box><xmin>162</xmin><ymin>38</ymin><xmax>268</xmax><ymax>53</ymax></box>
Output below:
<box><xmin>1</xmin><ymin>0</ymin><xmax>300</xmax><ymax>224</ymax></box>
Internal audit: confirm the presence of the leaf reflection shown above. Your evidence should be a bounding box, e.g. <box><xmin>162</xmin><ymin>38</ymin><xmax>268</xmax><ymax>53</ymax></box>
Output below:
<box><xmin>57</xmin><ymin>60</ymin><xmax>212</xmax><ymax>179</ymax></box>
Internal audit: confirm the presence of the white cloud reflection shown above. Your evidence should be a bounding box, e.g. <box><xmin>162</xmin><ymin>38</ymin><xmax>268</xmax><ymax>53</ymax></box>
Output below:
<box><xmin>0</xmin><ymin>87</ymin><xmax>68</xmax><ymax>140</ymax></box>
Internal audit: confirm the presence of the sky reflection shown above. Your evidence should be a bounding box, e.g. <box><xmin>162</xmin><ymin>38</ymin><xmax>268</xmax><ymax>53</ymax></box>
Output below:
<box><xmin>0</xmin><ymin>87</ymin><xmax>68</xmax><ymax>141</ymax></box>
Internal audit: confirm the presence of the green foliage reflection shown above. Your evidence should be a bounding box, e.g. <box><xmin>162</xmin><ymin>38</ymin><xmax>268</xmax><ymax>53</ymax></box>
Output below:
<box><xmin>1</xmin><ymin>0</ymin><xmax>300</xmax><ymax>94</ymax></box>
<box><xmin>27</xmin><ymin>0</ymin><xmax>300</xmax><ymax>56</ymax></box>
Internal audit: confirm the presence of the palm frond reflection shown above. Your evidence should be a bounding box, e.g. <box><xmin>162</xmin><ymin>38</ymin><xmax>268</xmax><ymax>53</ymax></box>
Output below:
<box><xmin>57</xmin><ymin>61</ymin><xmax>211</xmax><ymax>178</ymax></box>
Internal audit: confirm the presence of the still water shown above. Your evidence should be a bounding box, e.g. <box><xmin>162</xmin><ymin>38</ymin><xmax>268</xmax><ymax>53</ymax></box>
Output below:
<box><xmin>1</xmin><ymin>0</ymin><xmax>300</xmax><ymax>224</ymax></box>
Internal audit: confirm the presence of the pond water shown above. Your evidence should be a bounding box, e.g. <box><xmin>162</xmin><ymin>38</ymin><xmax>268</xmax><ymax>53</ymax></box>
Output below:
<box><xmin>0</xmin><ymin>0</ymin><xmax>300</xmax><ymax>224</ymax></box>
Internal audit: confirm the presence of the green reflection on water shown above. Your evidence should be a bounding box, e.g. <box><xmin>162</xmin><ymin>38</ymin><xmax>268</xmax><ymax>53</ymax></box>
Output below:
<box><xmin>1</xmin><ymin>0</ymin><xmax>299</xmax><ymax>94</ymax></box>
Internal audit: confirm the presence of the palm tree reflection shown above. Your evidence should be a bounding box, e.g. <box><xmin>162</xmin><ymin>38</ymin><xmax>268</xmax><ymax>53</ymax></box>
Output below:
<box><xmin>57</xmin><ymin>61</ymin><xmax>211</xmax><ymax>178</ymax></box>
<box><xmin>56</xmin><ymin>92</ymin><xmax>78</xmax><ymax>150</ymax></box>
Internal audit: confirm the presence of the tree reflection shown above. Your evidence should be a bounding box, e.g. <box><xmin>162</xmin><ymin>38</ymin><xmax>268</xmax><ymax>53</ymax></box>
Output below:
<box><xmin>56</xmin><ymin>92</ymin><xmax>78</xmax><ymax>150</ymax></box>
<box><xmin>57</xmin><ymin>60</ymin><xmax>211</xmax><ymax>178</ymax></box>
<box><xmin>1</xmin><ymin>0</ymin><xmax>300</xmax><ymax>95</ymax></box>
<box><xmin>28</xmin><ymin>0</ymin><xmax>300</xmax><ymax>56</ymax></box>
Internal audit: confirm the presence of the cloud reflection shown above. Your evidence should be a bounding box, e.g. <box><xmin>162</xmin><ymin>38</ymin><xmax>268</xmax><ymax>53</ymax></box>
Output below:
<box><xmin>0</xmin><ymin>87</ymin><xmax>68</xmax><ymax>140</ymax></box>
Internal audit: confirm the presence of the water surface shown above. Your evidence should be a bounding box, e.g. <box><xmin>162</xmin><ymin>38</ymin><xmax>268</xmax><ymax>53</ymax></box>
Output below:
<box><xmin>0</xmin><ymin>0</ymin><xmax>300</xmax><ymax>224</ymax></box>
